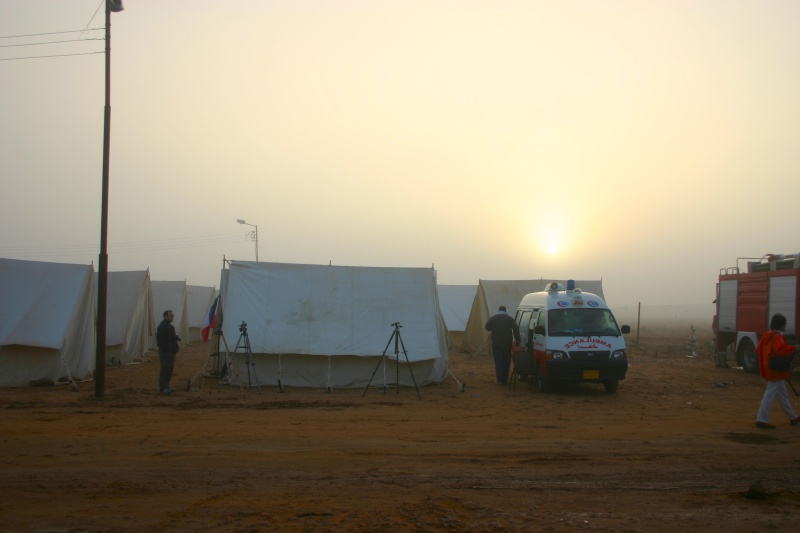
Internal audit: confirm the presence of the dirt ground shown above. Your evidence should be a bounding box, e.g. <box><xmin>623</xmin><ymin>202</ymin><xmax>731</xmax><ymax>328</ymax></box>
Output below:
<box><xmin>1</xmin><ymin>329</ymin><xmax>799</xmax><ymax>533</ymax></box>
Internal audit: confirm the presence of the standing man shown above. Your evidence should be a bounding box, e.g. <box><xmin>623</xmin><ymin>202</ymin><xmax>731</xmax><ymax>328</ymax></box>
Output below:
<box><xmin>485</xmin><ymin>305</ymin><xmax>521</xmax><ymax>385</ymax></box>
<box><xmin>755</xmin><ymin>313</ymin><xmax>800</xmax><ymax>428</ymax></box>
<box><xmin>157</xmin><ymin>309</ymin><xmax>180</xmax><ymax>394</ymax></box>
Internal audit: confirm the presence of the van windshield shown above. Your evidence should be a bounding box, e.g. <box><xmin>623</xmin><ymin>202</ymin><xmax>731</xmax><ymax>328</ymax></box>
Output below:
<box><xmin>548</xmin><ymin>308</ymin><xmax>621</xmax><ymax>337</ymax></box>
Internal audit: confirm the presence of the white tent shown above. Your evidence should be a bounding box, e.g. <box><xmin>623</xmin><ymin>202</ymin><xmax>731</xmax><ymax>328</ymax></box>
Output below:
<box><xmin>220</xmin><ymin>261</ymin><xmax>448</xmax><ymax>388</ymax></box>
<box><xmin>186</xmin><ymin>285</ymin><xmax>216</xmax><ymax>343</ymax></box>
<box><xmin>437</xmin><ymin>284</ymin><xmax>477</xmax><ymax>349</ymax></box>
<box><xmin>103</xmin><ymin>270</ymin><xmax>152</xmax><ymax>364</ymax></box>
<box><xmin>0</xmin><ymin>258</ymin><xmax>95</xmax><ymax>387</ymax></box>
<box><xmin>150</xmin><ymin>280</ymin><xmax>189</xmax><ymax>346</ymax></box>
<box><xmin>461</xmin><ymin>279</ymin><xmax>605</xmax><ymax>355</ymax></box>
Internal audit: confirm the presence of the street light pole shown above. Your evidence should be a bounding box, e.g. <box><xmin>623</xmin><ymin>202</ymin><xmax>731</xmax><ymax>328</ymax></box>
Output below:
<box><xmin>96</xmin><ymin>0</ymin><xmax>124</xmax><ymax>399</ymax></box>
<box><xmin>237</xmin><ymin>219</ymin><xmax>259</xmax><ymax>261</ymax></box>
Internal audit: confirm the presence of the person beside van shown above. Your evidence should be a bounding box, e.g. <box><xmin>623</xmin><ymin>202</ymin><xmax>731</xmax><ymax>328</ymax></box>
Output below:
<box><xmin>755</xmin><ymin>313</ymin><xmax>800</xmax><ymax>429</ymax></box>
<box><xmin>485</xmin><ymin>305</ymin><xmax>521</xmax><ymax>385</ymax></box>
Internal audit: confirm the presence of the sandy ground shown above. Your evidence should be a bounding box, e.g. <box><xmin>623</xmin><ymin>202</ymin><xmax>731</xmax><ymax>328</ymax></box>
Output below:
<box><xmin>1</xmin><ymin>329</ymin><xmax>799</xmax><ymax>533</ymax></box>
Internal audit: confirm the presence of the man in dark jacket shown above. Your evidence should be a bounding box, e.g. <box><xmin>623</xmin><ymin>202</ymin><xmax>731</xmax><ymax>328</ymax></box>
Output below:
<box><xmin>485</xmin><ymin>306</ymin><xmax>521</xmax><ymax>384</ymax></box>
<box><xmin>156</xmin><ymin>309</ymin><xmax>180</xmax><ymax>394</ymax></box>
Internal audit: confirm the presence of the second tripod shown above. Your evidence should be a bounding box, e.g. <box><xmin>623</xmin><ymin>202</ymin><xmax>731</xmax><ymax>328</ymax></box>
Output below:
<box><xmin>362</xmin><ymin>322</ymin><xmax>421</xmax><ymax>399</ymax></box>
<box><xmin>229</xmin><ymin>321</ymin><xmax>261</xmax><ymax>394</ymax></box>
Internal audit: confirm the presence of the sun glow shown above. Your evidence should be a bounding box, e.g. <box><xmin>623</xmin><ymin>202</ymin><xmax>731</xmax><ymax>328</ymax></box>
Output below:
<box><xmin>538</xmin><ymin>225</ymin><xmax>565</xmax><ymax>257</ymax></box>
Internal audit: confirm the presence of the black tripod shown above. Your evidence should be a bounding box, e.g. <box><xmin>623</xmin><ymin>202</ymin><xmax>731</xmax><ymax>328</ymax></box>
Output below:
<box><xmin>231</xmin><ymin>321</ymin><xmax>261</xmax><ymax>394</ymax></box>
<box><xmin>362</xmin><ymin>322</ymin><xmax>421</xmax><ymax>399</ymax></box>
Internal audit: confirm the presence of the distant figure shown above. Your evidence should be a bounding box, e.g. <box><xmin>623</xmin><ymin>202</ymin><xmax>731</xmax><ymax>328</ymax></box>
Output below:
<box><xmin>754</xmin><ymin>313</ymin><xmax>799</xmax><ymax>428</ymax></box>
<box><xmin>156</xmin><ymin>309</ymin><xmax>181</xmax><ymax>394</ymax></box>
<box><xmin>485</xmin><ymin>306</ymin><xmax>521</xmax><ymax>385</ymax></box>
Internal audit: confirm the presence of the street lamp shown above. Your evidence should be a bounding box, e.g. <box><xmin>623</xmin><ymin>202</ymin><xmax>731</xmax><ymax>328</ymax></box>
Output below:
<box><xmin>96</xmin><ymin>0</ymin><xmax>124</xmax><ymax>399</ymax></box>
<box><xmin>237</xmin><ymin>219</ymin><xmax>259</xmax><ymax>261</ymax></box>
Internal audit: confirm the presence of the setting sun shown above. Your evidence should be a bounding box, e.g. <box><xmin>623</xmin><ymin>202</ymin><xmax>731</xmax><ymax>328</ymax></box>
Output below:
<box><xmin>536</xmin><ymin>221</ymin><xmax>567</xmax><ymax>257</ymax></box>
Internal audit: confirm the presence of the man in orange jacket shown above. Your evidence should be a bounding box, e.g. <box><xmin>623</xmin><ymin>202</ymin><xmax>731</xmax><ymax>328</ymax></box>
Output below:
<box><xmin>755</xmin><ymin>314</ymin><xmax>800</xmax><ymax>429</ymax></box>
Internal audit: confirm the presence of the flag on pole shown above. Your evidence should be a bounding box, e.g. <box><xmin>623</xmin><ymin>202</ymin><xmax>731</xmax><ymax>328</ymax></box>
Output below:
<box><xmin>201</xmin><ymin>296</ymin><xmax>219</xmax><ymax>343</ymax></box>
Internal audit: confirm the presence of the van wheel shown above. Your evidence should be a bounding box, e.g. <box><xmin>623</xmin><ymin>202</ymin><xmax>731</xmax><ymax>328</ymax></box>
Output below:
<box><xmin>535</xmin><ymin>364</ymin><xmax>551</xmax><ymax>393</ymax></box>
<box><xmin>738</xmin><ymin>339</ymin><xmax>758</xmax><ymax>374</ymax></box>
<box><xmin>603</xmin><ymin>380</ymin><xmax>619</xmax><ymax>394</ymax></box>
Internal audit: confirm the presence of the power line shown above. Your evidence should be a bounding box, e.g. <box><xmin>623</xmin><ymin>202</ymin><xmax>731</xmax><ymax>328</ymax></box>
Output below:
<box><xmin>106</xmin><ymin>232</ymin><xmax>251</xmax><ymax>246</ymax></box>
<box><xmin>0</xmin><ymin>28</ymin><xmax>103</xmax><ymax>39</ymax></box>
<box><xmin>0</xmin><ymin>232</ymin><xmax>256</xmax><ymax>257</ymax></box>
<box><xmin>0</xmin><ymin>38</ymin><xmax>103</xmax><ymax>48</ymax></box>
<box><xmin>0</xmin><ymin>51</ymin><xmax>103</xmax><ymax>62</ymax></box>
<box><xmin>84</xmin><ymin>0</ymin><xmax>106</xmax><ymax>35</ymax></box>
<box><xmin>1</xmin><ymin>1</ymin><xmax>107</xmax><ymax>61</ymax></box>
<box><xmin>0</xmin><ymin>0</ymin><xmax>107</xmax><ymax>61</ymax></box>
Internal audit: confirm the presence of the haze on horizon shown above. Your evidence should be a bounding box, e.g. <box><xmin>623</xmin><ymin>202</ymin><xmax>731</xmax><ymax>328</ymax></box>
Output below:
<box><xmin>1</xmin><ymin>0</ymin><xmax>798</xmax><ymax>307</ymax></box>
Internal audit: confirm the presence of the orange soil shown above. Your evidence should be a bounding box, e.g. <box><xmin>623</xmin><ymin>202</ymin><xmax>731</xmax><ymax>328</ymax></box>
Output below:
<box><xmin>0</xmin><ymin>330</ymin><xmax>798</xmax><ymax>532</ymax></box>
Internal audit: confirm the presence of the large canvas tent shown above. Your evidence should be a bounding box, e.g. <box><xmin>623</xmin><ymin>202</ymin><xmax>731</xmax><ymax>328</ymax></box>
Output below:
<box><xmin>437</xmin><ymin>284</ymin><xmax>477</xmax><ymax>349</ymax></box>
<box><xmin>0</xmin><ymin>258</ymin><xmax>95</xmax><ymax>387</ymax></box>
<box><xmin>150</xmin><ymin>280</ymin><xmax>189</xmax><ymax>346</ymax></box>
<box><xmin>461</xmin><ymin>279</ymin><xmax>605</xmax><ymax>355</ymax></box>
<box><xmin>219</xmin><ymin>261</ymin><xmax>448</xmax><ymax>388</ymax></box>
<box><xmin>103</xmin><ymin>270</ymin><xmax>152</xmax><ymax>364</ymax></box>
<box><xmin>186</xmin><ymin>285</ymin><xmax>216</xmax><ymax>343</ymax></box>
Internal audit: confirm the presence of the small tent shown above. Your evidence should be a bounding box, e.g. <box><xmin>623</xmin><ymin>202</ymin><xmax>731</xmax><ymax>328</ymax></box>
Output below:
<box><xmin>186</xmin><ymin>285</ymin><xmax>216</xmax><ymax>343</ymax></box>
<box><xmin>103</xmin><ymin>270</ymin><xmax>152</xmax><ymax>364</ymax></box>
<box><xmin>0</xmin><ymin>258</ymin><xmax>95</xmax><ymax>387</ymax></box>
<box><xmin>150</xmin><ymin>280</ymin><xmax>189</xmax><ymax>346</ymax></box>
<box><xmin>437</xmin><ymin>284</ymin><xmax>477</xmax><ymax>349</ymax></box>
<box><xmin>461</xmin><ymin>279</ymin><xmax>604</xmax><ymax>355</ymax></box>
<box><xmin>219</xmin><ymin>261</ymin><xmax>448</xmax><ymax>388</ymax></box>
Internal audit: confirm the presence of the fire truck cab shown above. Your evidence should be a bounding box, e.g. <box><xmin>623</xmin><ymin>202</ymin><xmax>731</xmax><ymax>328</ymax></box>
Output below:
<box><xmin>714</xmin><ymin>253</ymin><xmax>799</xmax><ymax>373</ymax></box>
<box><xmin>515</xmin><ymin>281</ymin><xmax>630</xmax><ymax>394</ymax></box>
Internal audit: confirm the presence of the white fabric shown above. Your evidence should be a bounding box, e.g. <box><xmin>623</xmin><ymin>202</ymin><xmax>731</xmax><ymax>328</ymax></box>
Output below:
<box><xmin>185</xmin><ymin>285</ymin><xmax>216</xmax><ymax>343</ymax></box>
<box><xmin>461</xmin><ymin>279</ymin><xmax>604</xmax><ymax>355</ymax></box>
<box><xmin>437</xmin><ymin>285</ymin><xmax>477</xmax><ymax>332</ymax></box>
<box><xmin>150</xmin><ymin>280</ymin><xmax>189</xmax><ymax>343</ymax></box>
<box><xmin>220</xmin><ymin>261</ymin><xmax>448</xmax><ymax>388</ymax></box>
<box><xmin>103</xmin><ymin>270</ymin><xmax>152</xmax><ymax>364</ymax></box>
<box><xmin>0</xmin><ymin>258</ymin><xmax>95</xmax><ymax>387</ymax></box>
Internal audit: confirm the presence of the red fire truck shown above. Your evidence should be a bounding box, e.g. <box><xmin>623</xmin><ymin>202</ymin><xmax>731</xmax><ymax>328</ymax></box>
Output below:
<box><xmin>713</xmin><ymin>253</ymin><xmax>799</xmax><ymax>373</ymax></box>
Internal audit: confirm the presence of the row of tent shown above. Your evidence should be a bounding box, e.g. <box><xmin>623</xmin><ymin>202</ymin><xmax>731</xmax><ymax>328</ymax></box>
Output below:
<box><xmin>0</xmin><ymin>257</ymin><xmax>602</xmax><ymax>389</ymax></box>
<box><xmin>0</xmin><ymin>258</ymin><xmax>217</xmax><ymax>387</ymax></box>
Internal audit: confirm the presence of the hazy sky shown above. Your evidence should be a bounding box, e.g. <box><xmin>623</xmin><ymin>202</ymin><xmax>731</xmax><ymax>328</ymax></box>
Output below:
<box><xmin>2</xmin><ymin>0</ymin><xmax>798</xmax><ymax>307</ymax></box>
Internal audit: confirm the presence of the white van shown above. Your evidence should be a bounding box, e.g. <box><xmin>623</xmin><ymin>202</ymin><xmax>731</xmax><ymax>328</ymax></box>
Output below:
<box><xmin>514</xmin><ymin>281</ymin><xmax>630</xmax><ymax>393</ymax></box>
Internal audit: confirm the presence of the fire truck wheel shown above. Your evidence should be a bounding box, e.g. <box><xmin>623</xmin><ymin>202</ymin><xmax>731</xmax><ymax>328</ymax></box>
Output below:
<box><xmin>738</xmin><ymin>339</ymin><xmax>759</xmax><ymax>374</ymax></box>
<box><xmin>603</xmin><ymin>380</ymin><xmax>619</xmax><ymax>394</ymax></box>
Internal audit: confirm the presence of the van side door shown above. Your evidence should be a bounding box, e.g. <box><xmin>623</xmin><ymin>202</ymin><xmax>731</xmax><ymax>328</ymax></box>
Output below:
<box><xmin>532</xmin><ymin>309</ymin><xmax>548</xmax><ymax>357</ymax></box>
<box><xmin>515</xmin><ymin>310</ymin><xmax>532</xmax><ymax>349</ymax></box>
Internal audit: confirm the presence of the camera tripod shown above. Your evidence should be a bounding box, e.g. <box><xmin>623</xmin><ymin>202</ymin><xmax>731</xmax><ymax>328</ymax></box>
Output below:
<box><xmin>228</xmin><ymin>321</ymin><xmax>261</xmax><ymax>394</ymax></box>
<box><xmin>362</xmin><ymin>322</ymin><xmax>421</xmax><ymax>399</ymax></box>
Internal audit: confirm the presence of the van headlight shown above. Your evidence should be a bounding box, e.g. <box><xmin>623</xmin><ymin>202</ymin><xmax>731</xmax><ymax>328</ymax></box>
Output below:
<box><xmin>546</xmin><ymin>350</ymin><xmax>568</xmax><ymax>360</ymax></box>
<box><xmin>611</xmin><ymin>350</ymin><xmax>627</xmax><ymax>360</ymax></box>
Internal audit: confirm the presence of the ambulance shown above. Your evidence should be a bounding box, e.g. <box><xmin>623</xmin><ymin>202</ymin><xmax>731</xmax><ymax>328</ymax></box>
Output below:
<box><xmin>514</xmin><ymin>281</ymin><xmax>630</xmax><ymax>393</ymax></box>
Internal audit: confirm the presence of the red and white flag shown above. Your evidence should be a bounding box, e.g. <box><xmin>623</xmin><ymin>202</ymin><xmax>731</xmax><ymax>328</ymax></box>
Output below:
<box><xmin>201</xmin><ymin>296</ymin><xmax>219</xmax><ymax>343</ymax></box>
